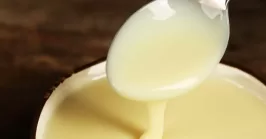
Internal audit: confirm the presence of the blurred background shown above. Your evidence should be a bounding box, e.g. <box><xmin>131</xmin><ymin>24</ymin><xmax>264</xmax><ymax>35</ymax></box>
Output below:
<box><xmin>0</xmin><ymin>0</ymin><xmax>265</xmax><ymax>138</ymax></box>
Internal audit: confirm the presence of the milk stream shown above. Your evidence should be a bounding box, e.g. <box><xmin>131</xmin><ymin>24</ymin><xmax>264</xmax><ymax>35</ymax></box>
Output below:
<box><xmin>140</xmin><ymin>101</ymin><xmax>167</xmax><ymax>139</ymax></box>
<box><xmin>106</xmin><ymin>0</ymin><xmax>230</xmax><ymax>139</ymax></box>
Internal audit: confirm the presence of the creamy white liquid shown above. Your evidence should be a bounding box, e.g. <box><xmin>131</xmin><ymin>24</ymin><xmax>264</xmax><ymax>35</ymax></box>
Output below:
<box><xmin>106</xmin><ymin>0</ymin><xmax>229</xmax><ymax>138</ymax></box>
<box><xmin>140</xmin><ymin>101</ymin><xmax>167</xmax><ymax>139</ymax></box>
<box><xmin>43</xmin><ymin>76</ymin><xmax>266</xmax><ymax>139</ymax></box>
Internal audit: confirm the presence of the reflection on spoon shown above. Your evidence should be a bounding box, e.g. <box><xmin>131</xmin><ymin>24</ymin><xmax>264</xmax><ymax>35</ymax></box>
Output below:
<box><xmin>147</xmin><ymin>0</ymin><xmax>176</xmax><ymax>20</ymax></box>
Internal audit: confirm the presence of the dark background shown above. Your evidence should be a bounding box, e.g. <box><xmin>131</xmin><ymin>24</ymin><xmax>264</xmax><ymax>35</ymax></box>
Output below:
<box><xmin>0</xmin><ymin>0</ymin><xmax>266</xmax><ymax>138</ymax></box>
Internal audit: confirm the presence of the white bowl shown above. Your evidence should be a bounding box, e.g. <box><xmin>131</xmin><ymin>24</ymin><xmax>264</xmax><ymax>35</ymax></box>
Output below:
<box><xmin>35</xmin><ymin>61</ymin><xmax>266</xmax><ymax>139</ymax></box>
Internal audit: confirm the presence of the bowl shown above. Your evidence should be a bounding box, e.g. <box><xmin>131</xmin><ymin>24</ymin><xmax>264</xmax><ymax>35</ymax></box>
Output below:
<box><xmin>34</xmin><ymin>59</ymin><xmax>266</xmax><ymax>139</ymax></box>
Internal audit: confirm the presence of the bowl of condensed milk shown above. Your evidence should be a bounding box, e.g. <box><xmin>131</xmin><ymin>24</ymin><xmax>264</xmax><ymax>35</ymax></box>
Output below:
<box><xmin>34</xmin><ymin>58</ymin><xmax>266</xmax><ymax>139</ymax></box>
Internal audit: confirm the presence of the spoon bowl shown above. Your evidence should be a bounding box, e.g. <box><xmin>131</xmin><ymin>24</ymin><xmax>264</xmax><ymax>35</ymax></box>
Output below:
<box><xmin>106</xmin><ymin>0</ymin><xmax>230</xmax><ymax>101</ymax></box>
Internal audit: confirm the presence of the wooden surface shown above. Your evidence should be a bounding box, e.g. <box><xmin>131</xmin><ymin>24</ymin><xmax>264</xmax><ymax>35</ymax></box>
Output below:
<box><xmin>0</xmin><ymin>0</ymin><xmax>266</xmax><ymax>138</ymax></box>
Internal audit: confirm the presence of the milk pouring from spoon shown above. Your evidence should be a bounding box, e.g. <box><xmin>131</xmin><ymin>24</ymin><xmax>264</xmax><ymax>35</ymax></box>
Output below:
<box><xmin>106</xmin><ymin>0</ymin><xmax>230</xmax><ymax>139</ymax></box>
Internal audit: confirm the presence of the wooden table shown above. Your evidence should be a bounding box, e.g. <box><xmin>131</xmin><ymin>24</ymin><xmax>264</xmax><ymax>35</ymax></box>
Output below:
<box><xmin>0</xmin><ymin>0</ymin><xmax>266</xmax><ymax>138</ymax></box>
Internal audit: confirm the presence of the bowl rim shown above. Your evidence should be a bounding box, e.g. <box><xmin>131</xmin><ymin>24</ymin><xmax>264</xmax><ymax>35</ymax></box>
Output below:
<box><xmin>30</xmin><ymin>57</ymin><xmax>107</xmax><ymax>139</ymax></box>
<box><xmin>31</xmin><ymin>57</ymin><xmax>266</xmax><ymax>139</ymax></box>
